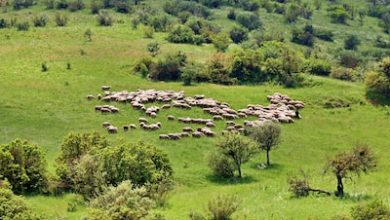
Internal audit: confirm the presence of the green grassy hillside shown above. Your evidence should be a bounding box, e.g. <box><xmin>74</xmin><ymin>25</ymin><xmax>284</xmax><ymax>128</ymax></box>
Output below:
<box><xmin>1</xmin><ymin>0</ymin><xmax>390</xmax><ymax>219</ymax></box>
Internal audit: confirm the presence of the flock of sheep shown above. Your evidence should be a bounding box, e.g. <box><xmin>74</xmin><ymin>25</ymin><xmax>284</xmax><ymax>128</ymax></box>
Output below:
<box><xmin>88</xmin><ymin>87</ymin><xmax>305</xmax><ymax>140</ymax></box>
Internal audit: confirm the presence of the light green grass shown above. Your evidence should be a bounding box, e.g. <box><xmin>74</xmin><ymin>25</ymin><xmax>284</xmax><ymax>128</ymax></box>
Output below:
<box><xmin>0</xmin><ymin>1</ymin><xmax>390</xmax><ymax>219</ymax></box>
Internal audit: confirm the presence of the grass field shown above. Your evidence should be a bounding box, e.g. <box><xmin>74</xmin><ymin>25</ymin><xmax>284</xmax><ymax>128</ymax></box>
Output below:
<box><xmin>1</xmin><ymin>1</ymin><xmax>390</xmax><ymax>219</ymax></box>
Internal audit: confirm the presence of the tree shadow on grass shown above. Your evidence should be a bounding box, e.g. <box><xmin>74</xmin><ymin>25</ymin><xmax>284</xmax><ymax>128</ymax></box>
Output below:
<box><xmin>334</xmin><ymin>192</ymin><xmax>372</xmax><ymax>202</ymax></box>
<box><xmin>249</xmin><ymin>162</ymin><xmax>284</xmax><ymax>171</ymax></box>
<box><xmin>205</xmin><ymin>175</ymin><xmax>256</xmax><ymax>185</ymax></box>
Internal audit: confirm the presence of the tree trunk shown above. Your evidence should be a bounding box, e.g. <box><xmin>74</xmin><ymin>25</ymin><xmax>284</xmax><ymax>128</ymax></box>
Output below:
<box><xmin>266</xmin><ymin>150</ymin><xmax>270</xmax><ymax>166</ymax></box>
<box><xmin>237</xmin><ymin>165</ymin><xmax>242</xmax><ymax>178</ymax></box>
<box><xmin>336</xmin><ymin>175</ymin><xmax>344</xmax><ymax>197</ymax></box>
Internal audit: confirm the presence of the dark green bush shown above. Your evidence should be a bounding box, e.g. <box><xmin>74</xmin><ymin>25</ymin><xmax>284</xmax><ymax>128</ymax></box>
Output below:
<box><xmin>56</xmin><ymin>0</ymin><xmax>68</xmax><ymax>9</ymax></box>
<box><xmin>339</xmin><ymin>51</ymin><xmax>361</xmax><ymax>68</ymax></box>
<box><xmin>16</xmin><ymin>21</ymin><xmax>29</xmax><ymax>31</ymax></box>
<box><xmin>148</xmin><ymin>51</ymin><xmax>187</xmax><ymax>81</ymax></box>
<box><xmin>32</xmin><ymin>14</ymin><xmax>48</xmax><ymax>27</ymax></box>
<box><xmin>328</xmin><ymin>6</ymin><xmax>350</xmax><ymax>24</ymax></box>
<box><xmin>229</xmin><ymin>26</ymin><xmax>248</xmax><ymax>44</ymax></box>
<box><xmin>167</xmin><ymin>25</ymin><xmax>203</xmax><ymax>45</ymax></box>
<box><xmin>97</xmin><ymin>10</ymin><xmax>113</xmax><ymax>26</ymax></box>
<box><xmin>330</xmin><ymin>67</ymin><xmax>355</xmax><ymax>81</ymax></box>
<box><xmin>305</xmin><ymin>59</ymin><xmax>331</xmax><ymax>76</ymax></box>
<box><xmin>12</xmin><ymin>0</ymin><xmax>35</xmax><ymax>9</ymax></box>
<box><xmin>0</xmin><ymin>187</ymin><xmax>41</xmax><ymax>219</ymax></box>
<box><xmin>55</xmin><ymin>13</ymin><xmax>68</xmax><ymax>26</ymax></box>
<box><xmin>351</xmin><ymin>200</ymin><xmax>390</xmax><ymax>220</ymax></box>
<box><xmin>344</xmin><ymin>35</ymin><xmax>361</xmax><ymax>50</ymax></box>
<box><xmin>207</xmin><ymin>195</ymin><xmax>241</xmax><ymax>220</ymax></box>
<box><xmin>314</xmin><ymin>28</ymin><xmax>334</xmax><ymax>41</ymax></box>
<box><xmin>291</xmin><ymin>25</ymin><xmax>315</xmax><ymax>47</ymax></box>
<box><xmin>68</xmin><ymin>0</ymin><xmax>84</xmax><ymax>12</ymax></box>
<box><xmin>208</xmin><ymin>152</ymin><xmax>235</xmax><ymax>178</ymax></box>
<box><xmin>236</xmin><ymin>12</ymin><xmax>262</xmax><ymax>30</ymax></box>
<box><xmin>114</xmin><ymin>0</ymin><xmax>131</xmax><ymax>13</ymax></box>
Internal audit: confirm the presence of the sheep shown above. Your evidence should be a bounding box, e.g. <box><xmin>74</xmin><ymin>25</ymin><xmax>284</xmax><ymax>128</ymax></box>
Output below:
<box><xmin>87</xmin><ymin>95</ymin><xmax>94</xmax><ymax>100</ymax></box>
<box><xmin>139</xmin><ymin>118</ymin><xmax>148</xmax><ymax>123</ymax></box>
<box><xmin>206</xmin><ymin>122</ymin><xmax>215</xmax><ymax>127</ymax></box>
<box><xmin>107</xmin><ymin>125</ymin><xmax>118</xmax><ymax>134</ymax></box>
<box><xmin>168</xmin><ymin>133</ymin><xmax>181</xmax><ymax>140</ymax></box>
<box><xmin>183</xmin><ymin>127</ymin><xmax>193</xmax><ymax>133</ymax></box>
<box><xmin>150</xmin><ymin>112</ymin><xmax>157</xmax><ymax>118</ymax></box>
<box><xmin>102</xmin><ymin>122</ymin><xmax>111</xmax><ymax>128</ymax></box>
<box><xmin>213</xmin><ymin>115</ymin><xmax>223</xmax><ymax>121</ymax></box>
<box><xmin>123</xmin><ymin>125</ymin><xmax>129</xmax><ymax>131</ymax></box>
<box><xmin>226</xmin><ymin>121</ymin><xmax>235</xmax><ymax>127</ymax></box>
<box><xmin>192</xmin><ymin>131</ymin><xmax>204</xmax><ymax>138</ymax></box>
<box><xmin>167</xmin><ymin>115</ymin><xmax>175</xmax><ymax>121</ymax></box>
<box><xmin>130</xmin><ymin>124</ymin><xmax>137</xmax><ymax>129</ymax></box>
<box><xmin>159</xmin><ymin>134</ymin><xmax>170</xmax><ymax>140</ymax></box>
<box><xmin>162</xmin><ymin>104</ymin><xmax>171</xmax><ymax>109</ymax></box>
<box><xmin>102</xmin><ymin>85</ymin><xmax>111</xmax><ymax>91</ymax></box>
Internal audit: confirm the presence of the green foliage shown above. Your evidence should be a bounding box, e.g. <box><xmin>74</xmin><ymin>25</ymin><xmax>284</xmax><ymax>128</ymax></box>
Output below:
<box><xmin>365</xmin><ymin>57</ymin><xmax>390</xmax><ymax>100</ymax></box>
<box><xmin>305</xmin><ymin>59</ymin><xmax>331</xmax><ymax>76</ymax></box>
<box><xmin>229</xmin><ymin>26</ymin><xmax>248</xmax><ymax>44</ymax></box>
<box><xmin>325</xmin><ymin>144</ymin><xmax>377</xmax><ymax>197</ymax></box>
<box><xmin>206</xmin><ymin>53</ymin><xmax>235</xmax><ymax>85</ymax></box>
<box><xmin>144</xmin><ymin>26</ymin><xmax>155</xmax><ymax>38</ymax></box>
<box><xmin>291</xmin><ymin>24</ymin><xmax>315</xmax><ymax>47</ymax></box>
<box><xmin>328</xmin><ymin>5</ymin><xmax>350</xmax><ymax>24</ymax></box>
<box><xmin>84</xmin><ymin>28</ymin><xmax>93</xmax><ymax>41</ymax></box>
<box><xmin>0</xmin><ymin>139</ymin><xmax>48</xmax><ymax>194</ymax></box>
<box><xmin>208</xmin><ymin>152</ymin><xmax>235</xmax><ymax>178</ymax></box>
<box><xmin>32</xmin><ymin>14</ymin><xmax>48</xmax><ymax>27</ymax></box>
<box><xmin>55</xmin><ymin>13</ymin><xmax>68</xmax><ymax>27</ymax></box>
<box><xmin>97</xmin><ymin>10</ymin><xmax>113</xmax><ymax>26</ymax></box>
<box><xmin>148</xmin><ymin>51</ymin><xmax>187</xmax><ymax>81</ymax></box>
<box><xmin>344</xmin><ymin>35</ymin><xmax>361</xmax><ymax>50</ymax></box>
<box><xmin>180</xmin><ymin>62</ymin><xmax>200</xmax><ymax>86</ymax></box>
<box><xmin>236</xmin><ymin>12</ymin><xmax>262</xmax><ymax>30</ymax></box>
<box><xmin>12</xmin><ymin>0</ymin><xmax>35</xmax><ymax>10</ymax></box>
<box><xmin>89</xmin><ymin>181</ymin><xmax>154</xmax><ymax>220</ymax></box>
<box><xmin>211</xmin><ymin>32</ymin><xmax>231</xmax><ymax>52</ymax></box>
<box><xmin>167</xmin><ymin>25</ymin><xmax>203</xmax><ymax>45</ymax></box>
<box><xmin>146</xmin><ymin>41</ymin><xmax>160</xmax><ymax>57</ymax></box>
<box><xmin>351</xmin><ymin>200</ymin><xmax>390</xmax><ymax>220</ymax></box>
<box><xmin>313</xmin><ymin>27</ymin><xmax>334</xmax><ymax>42</ymax></box>
<box><xmin>0</xmin><ymin>187</ymin><xmax>41</xmax><ymax>220</ymax></box>
<box><xmin>247</xmin><ymin>121</ymin><xmax>281</xmax><ymax>166</ymax></box>
<box><xmin>215</xmin><ymin>132</ymin><xmax>256</xmax><ymax>178</ymax></box>
<box><xmin>229</xmin><ymin>49</ymin><xmax>263</xmax><ymax>83</ymax></box>
<box><xmin>16</xmin><ymin>21</ymin><xmax>29</xmax><ymax>31</ymax></box>
<box><xmin>68</xmin><ymin>0</ymin><xmax>84</xmax><ymax>12</ymax></box>
<box><xmin>339</xmin><ymin>51</ymin><xmax>361</xmax><ymax>68</ymax></box>
<box><xmin>330</xmin><ymin>67</ymin><xmax>355</xmax><ymax>81</ymax></box>
<box><xmin>98</xmin><ymin>142</ymin><xmax>173</xmax><ymax>185</ymax></box>
<box><xmin>207</xmin><ymin>194</ymin><xmax>240</xmax><ymax>220</ymax></box>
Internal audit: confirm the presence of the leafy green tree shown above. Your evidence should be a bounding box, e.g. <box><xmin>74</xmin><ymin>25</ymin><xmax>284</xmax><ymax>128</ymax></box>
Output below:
<box><xmin>88</xmin><ymin>181</ymin><xmax>154</xmax><ymax>220</ymax></box>
<box><xmin>0</xmin><ymin>139</ymin><xmax>48</xmax><ymax>194</ymax></box>
<box><xmin>247</xmin><ymin>122</ymin><xmax>281</xmax><ymax>166</ymax></box>
<box><xmin>216</xmin><ymin>132</ymin><xmax>256</xmax><ymax>178</ymax></box>
<box><xmin>325</xmin><ymin>144</ymin><xmax>377</xmax><ymax>197</ymax></box>
<box><xmin>212</xmin><ymin>32</ymin><xmax>231</xmax><ymax>52</ymax></box>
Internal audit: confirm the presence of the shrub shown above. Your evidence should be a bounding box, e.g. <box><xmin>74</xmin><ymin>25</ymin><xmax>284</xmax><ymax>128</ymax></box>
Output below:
<box><xmin>305</xmin><ymin>59</ymin><xmax>331</xmax><ymax>76</ymax></box>
<box><xmin>236</xmin><ymin>12</ymin><xmax>262</xmax><ymax>30</ymax></box>
<box><xmin>148</xmin><ymin>51</ymin><xmax>187</xmax><ymax>81</ymax></box>
<box><xmin>229</xmin><ymin>49</ymin><xmax>264</xmax><ymax>83</ymax></box>
<box><xmin>89</xmin><ymin>181</ymin><xmax>154</xmax><ymax>220</ymax></box>
<box><xmin>328</xmin><ymin>6</ymin><xmax>350</xmax><ymax>24</ymax></box>
<box><xmin>229</xmin><ymin>26</ymin><xmax>248</xmax><ymax>44</ymax></box>
<box><xmin>16</xmin><ymin>21</ymin><xmax>29</xmax><ymax>31</ymax></box>
<box><xmin>41</xmin><ymin>62</ymin><xmax>48</xmax><ymax>72</ymax></box>
<box><xmin>208</xmin><ymin>152</ymin><xmax>235</xmax><ymax>178</ymax></box>
<box><xmin>284</xmin><ymin>3</ymin><xmax>301</xmax><ymax>23</ymax></box>
<box><xmin>151</xmin><ymin>15</ymin><xmax>171</xmax><ymax>32</ymax></box>
<box><xmin>0</xmin><ymin>18</ymin><xmax>9</xmax><ymax>29</ymax></box>
<box><xmin>167</xmin><ymin>25</ymin><xmax>202</xmax><ymax>45</ymax></box>
<box><xmin>44</xmin><ymin>0</ymin><xmax>55</xmax><ymax>9</ymax></box>
<box><xmin>144</xmin><ymin>26</ymin><xmax>154</xmax><ymax>38</ymax></box>
<box><xmin>344</xmin><ymin>35</ymin><xmax>361</xmax><ymax>50</ymax></box>
<box><xmin>227</xmin><ymin>9</ymin><xmax>236</xmax><ymax>20</ymax></box>
<box><xmin>207</xmin><ymin>194</ymin><xmax>240</xmax><ymax>220</ymax></box>
<box><xmin>114</xmin><ymin>0</ymin><xmax>131</xmax><ymax>13</ymax></box>
<box><xmin>12</xmin><ymin>0</ymin><xmax>34</xmax><ymax>10</ymax></box>
<box><xmin>212</xmin><ymin>32</ymin><xmax>231</xmax><ymax>52</ymax></box>
<box><xmin>330</xmin><ymin>67</ymin><xmax>355</xmax><ymax>81</ymax></box>
<box><xmin>55</xmin><ymin>13</ymin><xmax>68</xmax><ymax>26</ymax></box>
<box><xmin>339</xmin><ymin>51</ymin><xmax>361</xmax><ymax>68</ymax></box>
<box><xmin>291</xmin><ymin>25</ymin><xmax>315</xmax><ymax>47</ymax></box>
<box><xmin>0</xmin><ymin>187</ymin><xmax>41</xmax><ymax>219</ymax></box>
<box><xmin>68</xmin><ymin>0</ymin><xmax>84</xmax><ymax>12</ymax></box>
<box><xmin>206</xmin><ymin>53</ymin><xmax>235</xmax><ymax>85</ymax></box>
<box><xmin>32</xmin><ymin>14</ymin><xmax>48</xmax><ymax>27</ymax></box>
<box><xmin>98</xmin><ymin>142</ymin><xmax>173</xmax><ymax>185</ymax></box>
<box><xmin>375</xmin><ymin>36</ymin><xmax>390</xmax><ymax>49</ymax></box>
<box><xmin>147</xmin><ymin>41</ymin><xmax>160</xmax><ymax>57</ymax></box>
<box><xmin>90</xmin><ymin>1</ymin><xmax>101</xmax><ymax>14</ymax></box>
<box><xmin>180</xmin><ymin>62</ymin><xmax>200</xmax><ymax>86</ymax></box>
<box><xmin>56</xmin><ymin>0</ymin><xmax>68</xmax><ymax>9</ymax></box>
<box><xmin>314</xmin><ymin>28</ymin><xmax>334</xmax><ymax>41</ymax></box>
<box><xmin>178</xmin><ymin>11</ymin><xmax>191</xmax><ymax>24</ymax></box>
<box><xmin>351</xmin><ymin>200</ymin><xmax>390</xmax><ymax>220</ymax></box>
<box><xmin>97</xmin><ymin>10</ymin><xmax>113</xmax><ymax>26</ymax></box>
<box><xmin>0</xmin><ymin>139</ymin><xmax>48</xmax><ymax>193</ymax></box>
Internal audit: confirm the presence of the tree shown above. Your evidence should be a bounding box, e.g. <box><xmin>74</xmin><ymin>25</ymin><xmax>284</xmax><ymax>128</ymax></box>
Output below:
<box><xmin>89</xmin><ymin>181</ymin><xmax>154</xmax><ymax>220</ymax></box>
<box><xmin>325</xmin><ymin>144</ymin><xmax>377</xmax><ymax>197</ymax></box>
<box><xmin>180</xmin><ymin>62</ymin><xmax>200</xmax><ymax>86</ymax></box>
<box><xmin>147</xmin><ymin>41</ymin><xmax>160</xmax><ymax>57</ymax></box>
<box><xmin>0</xmin><ymin>139</ymin><xmax>48</xmax><ymax>194</ymax></box>
<box><xmin>248</xmin><ymin>121</ymin><xmax>281</xmax><ymax>166</ymax></box>
<box><xmin>212</xmin><ymin>32</ymin><xmax>231</xmax><ymax>52</ymax></box>
<box><xmin>216</xmin><ymin>132</ymin><xmax>256</xmax><ymax>178</ymax></box>
<box><xmin>344</xmin><ymin>35</ymin><xmax>360</xmax><ymax>50</ymax></box>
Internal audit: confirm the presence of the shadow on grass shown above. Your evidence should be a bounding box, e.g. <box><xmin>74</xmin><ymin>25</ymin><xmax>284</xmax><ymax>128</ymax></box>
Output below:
<box><xmin>334</xmin><ymin>192</ymin><xmax>372</xmax><ymax>202</ymax></box>
<box><xmin>249</xmin><ymin>162</ymin><xmax>284</xmax><ymax>171</ymax></box>
<box><xmin>366</xmin><ymin>92</ymin><xmax>390</xmax><ymax>106</ymax></box>
<box><xmin>206</xmin><ymin>175</ymin><xmax>256</xmax><ymax>185</ymax></box>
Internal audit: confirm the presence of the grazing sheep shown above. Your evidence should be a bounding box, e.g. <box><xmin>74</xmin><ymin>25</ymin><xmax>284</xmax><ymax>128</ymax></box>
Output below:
<box><xmin>192</xmin><ymin>131</ymin><xmax>204</xmax><ymax>138</ymax></box>
<box><xmin>183</xmin><ymin>127</ymin><xmax>193</xmax><ymax>133</ymax></box>
<box><xmin>87</xmin><ymin>95</ymin><xmax>94</xmax><ymax>100</ymax></box>
<box><xmin>139</xmin><ymin>118</ymin><xmax>148</xmax><ymax>123</ymax></box>
<box><xmin>123</xmin><ymin>125</ymin><xmax>129</xmax><ymax>131</ymax></box>
<box><xmin>159</xmin><ymin>134</ymin><xmax>170</xmax><ymax>140</ymax></box>
<box><xmin>130</xmin><ymin>124</ymin><xmax>137</xmax><ymax>129</ymax></box>
<box><xmin>168</xmin><ymin>133</ymin><xmax>181</xmax><ymax>140</ymax></box>
<box><xmin>162</xmin><ymin>104</ymin><xmax>171</xmax><ymax>109</ymax></box>
<box><xmin>226</xmin><ymin>121</ymin><xmax>235</xmax><ymax>127</ymax></box>
<box><xmin>107</xmin><ymin>125</ymin><xmax>118</xmax><ymax>134</ymax></box>
<box><xmin>102</xmin><ymin>85</ymin><xmax>111</xmax><ymax>91</ymax></box>
<box><xmin>213</xmin><ymin>115</ymin><xmax>223</xmax><ymax>121</ymax></box>
<box><xmin>206</xmin><ymin>122</ymin><xmax>215</xmax><ymax>127</ymax></box>
<box><xmin>102</xmin><ymin>122</ymin><xmax>111</xmax><ymax>128</ymax></box>
<box><xmin>167</xmin><ymin>115</ymin><xmax>175</xmax><ymax>121</ymax></box>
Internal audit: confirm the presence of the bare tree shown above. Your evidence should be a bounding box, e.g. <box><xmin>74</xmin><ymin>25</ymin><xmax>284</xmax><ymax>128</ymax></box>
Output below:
<box><xmin>325</xmin><ymin>144</ymin><xmax>377</xmax><ymax>197</ymax></box>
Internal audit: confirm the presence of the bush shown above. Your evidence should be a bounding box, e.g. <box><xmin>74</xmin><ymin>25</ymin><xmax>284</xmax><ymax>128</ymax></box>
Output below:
<box><xmin>314</xmin><ymin>28</ymin><xmax>334</xmax><ymax>41</ymax></box>
<box><xmin>68</xmin><ymin>0</ymin><xmax>84</xmax><ymax>12</ymax></box>
<box><xmin>97</xmin><ymin>10</ymin><xmax>113</xmax><ymax>26</ymax></box>
<box><xmin>328</xmin><ymin>6</ymin><xmax>350</xmax><ymax>24</ymax></box>
<box><xmin>56</xmin><ymin>0</ymin><xmax>68</xmax><ymax>9</ymax></box>
<box><xmin>351</xmin><ymin>200</ymin><xmax>390</xmax><ymax>220</ymax></box>
<box><xmin>114</xmin><ymin>0</ymin><xmax>131</xmax><ymax>13</ymax></box>
<box><xmin>305</xmin><ymin>59</ymin><xmax>331</xmax><ymax>76</ymax></box>
<box><xmin>90</xmin><ymin>1</ymin><xmax>102</xmax><ymax>14</ymax></box>
<box><xmin>148</xmin><ymin>51</ymin><xmax>187</xmax><ymax>81</ymax></box>
<box><xmin>291</xmin><ymin>25</ymin><xmax>314</xmax><ymax>47</ymax></box>
<box><xmin>212</xmin><ymin>32</ymin><xmax>231</xmax><ymax>52</ymax></box>
<box><xmin>208</xmin><ymin>152</ymin><xmax>235</xmax><ymax>178</ymax></box>
<box><xmin>16</xmin><ymin>21</ymin><xmax>29</xmax><ymax>31</ymax></box>
<box><xmin>0</xmin><ymin>139</ymin><xmax>48</xmax><ymax>194</ymax></box>
<box><xmin>330</xmin><ymin>67</ymin><xmax>355</xmax><ymax>81</ymax></box>
<box><xmin>167</xmin><ymin>25</ymin><xmax>202</xmax><ymax>45</ymax></box>
<box><xmin>89</xmin><ymin>181</ymin><xmax>154</xmax><ymax>220</ymax></box>
<box><xmin>339</xmin><ymin>51</ymin><xmax>361</xmax><ymax>68</ymax></box>
<box><xmin>229</xmin><ymin>26</ymin><xmax>248</xmax><ymax>44</ymax></box>
<box><xmin>206</xmin><ymin>53</ymin><xmax>235</xmax><ymax>85</ymax></box>
<box><xmin>207</xmin><ymin>195</ymin><xmax>240</xmax><ymax>220</ymax></box>
<box><xmin>144</xmin><ymin>26</ymin><xmax>154</xmax><ymax>38</ymax></box>
<box><xmin>227</xmin><ymin>9</ymin><xmax>236</xmax><ymax>20</ymax></box>
<box><xmin>344</xmin><ymin>35</ymin><xmax>361</xmax><ymax>50</ymax></box>
<box><xmin>365</xmin><ymin>58</ymin><xmax>390</xmax><ymax>99</ymax></box>
<box><xmin>284</xmin><ymin>3</ymin><xmax>301</xmax><ymax>23</ymax></box>
<box><xmin>147</xmin><ymin>41</ymin><xmax>160</xmax><ymax>57</ymax></box>
<box><xmin>0</xmin><ymin>18</ymin><xmax>9</xmax><ymax>29</ymax></box>
<box><xmin>12</xmin><ymin>0</ymin><xmax>34</xmax><ymax>10</ymax></box>
<box><xmin>0</xmin><ymin>187</ymin><xmax>41</xmax><ymax>219</ymax></box>
<box><xmin>32</xmin><ymin>14</ymin><xmax>48</xmax><ymax>27</ymax></box>
<box><xmin>236</xmin><ymin>12</ymin><xmax>262</xmax><ymax>30</ymax></box>
<box><xmin>151</xmin><ymin>15</ymin><xmax>171</xmax><ymax>32</ymax></box>
<box><xmin>55</xmin><ymin>13</ymin><xmax>68</xmax><ymax>26</ymax></box>
<box><xmin>375</xmin><ymin>36</ymin><xmax>390</xmax><ymax>49</ymax></box>
<box><xmin>180</xmin><ymin>62</ymin><xmax>201</xmax><ymax>86</ymax></box>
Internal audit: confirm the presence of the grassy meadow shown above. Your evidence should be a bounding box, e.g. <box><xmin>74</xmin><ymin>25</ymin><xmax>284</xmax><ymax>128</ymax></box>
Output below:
<box><xmin>1</xmin><ymin>1</ymin><xmax>390</xmax><ymax>219</ymax></box>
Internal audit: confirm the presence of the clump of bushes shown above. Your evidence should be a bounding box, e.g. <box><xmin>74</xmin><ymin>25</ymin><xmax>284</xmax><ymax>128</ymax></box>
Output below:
<box><xmin>12</xmin><ymin>0</ymin><xmax>35</xmax><ymax>10</ymax></box>
<box><xmin>167</xmin><ymin>25</ymin><xmax>203</xmax><ymax>45</ymax></box>
<box><xmin>0</xmin><ymin>186</ymin><xmax>42</xmax><ymax>219</ymax></box>
<box><xmin>365</xmin><ymin>57</ymin><xmax>390</xmax><ymax>100</ymax></box>
<box><xmin>344</xmin><ymin>35</ymin><xmax>361</xmax><ymax>50</ymax></box>
<box><xmin>236</xmin><ymin>12</ymin><xmax>262</xmax><ymax>30</ymax></box>
<box><xmin>16</xmin><ymin>21</ymin><xmax>29</xmax><ymax>31</ymax></box>
<box><xmin>291</xmin><ymin>24</ymin><xmax>315</xmax><ymax>47</ymax></box>
<box><xmin>330</xmin><ymin>67</ymin><xmax>355</xmax><ymax>81</ymax></box>
<box><xmin>55</xmin><ymin>13</ymin><xmax>68</xmax><ymax>26</ymax></box>
<box><xmin>68</xmin><ymin>0</ymin><xmax>84</xmax><ymax>12</ymax></box>
<box><xmin>189</xmin><ymin>194</ymin><xmax>241</xmax><ymax>220</ymax></box>
<box><xmin>305</xmin><ymin>59</ymin><xmax>331</xmax><ymax>76</ymax></box>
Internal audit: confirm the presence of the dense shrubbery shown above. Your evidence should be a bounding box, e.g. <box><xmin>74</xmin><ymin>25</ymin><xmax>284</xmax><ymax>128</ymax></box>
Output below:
<box><xmin>32</xmin><ymin>14</ymin><xmax>48</xmax><ymax>27</ymax></box>
<box><xmin>167</xmin><ymin>25</ymin><xmax>203</xmax><ymax>45</ymax></box>
<box><xmin>305</xmin><ymin>59</ymin><xmax>331</xmax><ymax>76</ymax></box>
<box><xmin>229</xmin><ymin>26</ymin><xmax>248</xmax><ymax>44</ymax></box>
<box><xmin>314</xmin><ymin>27</ymin><xmax>333</xmax><ymax>41</ymax></box>
<box><xmin>164</xmin><ymin>0</ymin><xmax>211</xmax><ymax>19</ymax></box>
<box><xmin>236</xmin><ymin>12</ymin><xmax>262</xmax><ymax>30</ymax></box>
<box><xmin>97</xmin><ymin>10</ymin><xmax>113</xmax><ymax>26</ymax></box>
<box><xmin>0</xmin><ymin>140</ymin><xmax>48</xmax><ymax>194</ymax></box>
<box><xmin>330</xmin><ymin>67</ymin><xmax>355</xmax><ymax>81</ymax></box>
<box><xmin>328</xmin><ymin>5</ymin><xmax>350</xmax><ymax>24</ymax></box>
<box><xmin>351</xmin><ymin>200</ymin><xmax>390</xmax><ymax>220</ymax></box>
<box><xmin>365</xmin><ymin>57</ymin><xmax>390</xmax><ymax>100</ymax></box>
<box><xmin>16</xmin><ymin>21</ymin><xmax>29</xmax><ymax>31</ymax></box>
<box><xmin>291</xmin><ymin>24</ymin><xmax>314</xmax><ymax>47</ymax></box>
<box><xmin>12</xmin><ymin>0</ymin><xmax>35</xmax><ymax>10</ymax></box>
<box><xmin>147</xmin><ymin>51</ymin><xmax>187</xmax><ymax>81</ymax></box>
<box><xmin>0</xmin><ymin>186</ymin><xmax>42</xmax><ymax>219</ymax></box>
<box><xmin>55</xmin><ymin>13</ymin><xmax>68</xmax><ymax>26</ymax></box>
<box><xmin>344</xmin><ymin>35</ymin><xmax>361</xmax><ymax>50</ymax></box>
